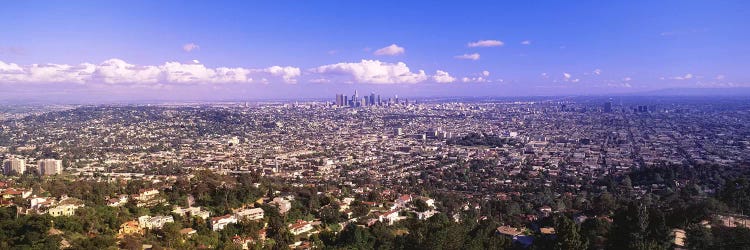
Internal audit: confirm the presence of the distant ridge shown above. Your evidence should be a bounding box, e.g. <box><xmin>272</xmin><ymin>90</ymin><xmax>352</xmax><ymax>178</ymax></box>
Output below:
<box><xmin>633</xmin><ymin>87</ymin><xmax>750</xmax><ymax>96</ymax></box>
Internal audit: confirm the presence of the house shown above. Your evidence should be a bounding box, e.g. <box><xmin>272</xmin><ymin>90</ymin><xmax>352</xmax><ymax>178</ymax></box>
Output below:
<box><xmin>135</xmin><ymin>188</ymin><xmax>159</xmax><ymax>201</ymax></box>
<box><xmin>497</xmin><ymin>226</ymin><xmax>533</xmax><ymax>247</ymax></box>
<box><xmin>539</xmin><ymin>206</ymin><xmax>553</xmax><ymax>216</ymax></box>
<box><xmin>497</xmin><ymin>226</ymin><xmax>523</xmax><ymax>238</ymax></box>
<box><xmin>107</xmin><ymin>195</ymin><xmax>128</xmax><ymax>207</ymax></box>
<box><xmin>378</xmin><ymin>210</ymin><xmax>402</xmax><ymax>225</ymax></box>
<box><xmin>211</xmin><ymin>214</ymin><xmax>238</xmax><ymax>231</ymax></box>
<box><xmin>1</xmin><ymin>188</ymin><xmax>32</xmax><ymax>199</ymax></box>
<box><xmin>339</xmin><ymin>197</ymin><xmax>356</xmax><ymax>211</ymax></box>
<box><xmin>672</xmin><ymin>228</ymin><xmax>686</xmax><ymax>248</ymax></box>
<box><xmin>235</xmin><ymin>207</ymin><xmax>264</xmax><ymax>221</ymax></box>
<box><xmin>289</xmin><ymin>220</ymin><xmax>314</xmax><ymax>235</ymax></box>
<box><xmin>173</xmin><ymin>206</ymin><xmax>211</xmax><ymax>220</ymax></box>
<box><xmin>29</xmin><ymin>196</ymin><xmax>54</xmax><ymax>210</ymax></box>
<box><xmin>417</xmin><ymin>210</ymin><xmax>438</xmax><ymax>220</ymax></box>
<box><xmin>179</xmin><ymin>228</ymin><xmax>197</xmax><ymax>237</ymax></box>
<box><xmin>132</xmin><ymin>188</ymin><xmax>164</xmax><ymax>207</ymax></box>
<box><xmin>540</xmin><ymin>227</ymin><xmax>556</xmax><ymax>235</ymax></box>
<box><xmin>118</xmin><ymin>220</ymin><xmax>144</xmax><ymax>237</ymax></box>
<box><xmin>270</xmin><ymin>197</ymin><xmax>291</xmax><ymax>214</ymax></box>
<box><xmin>395</xmin><ymin>194</ymin><xmax>412</xmax><ymax>208</ymax></box>
<box><xmin>138</xmin><ymin>215</ymin><xmax>174</xmax><ymax>229</ymax></box>
<box><xmin>48</xmin><ymin>197</ymin><xmax>85</xmax><ymax>217</ymax></box>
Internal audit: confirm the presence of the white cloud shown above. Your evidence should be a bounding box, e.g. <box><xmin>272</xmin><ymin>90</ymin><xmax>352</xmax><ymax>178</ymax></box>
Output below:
<box><xmin>467</xmin><ymin>40</ymin><xmax>504</xmax><ymax>47</ymax></box>
<box><xmin>622</xmin><ymin>77</ymin><xmax>632</xmax><ymax>82</ymax></box>
<box><xmin>0</xmin><ymin>58</ymin><xmax>300</xmax><ymax>85</ymax></box>
<box><xmin>520</xmin><ymin>40</ymin><xmax>531</xmax><ymax>45</ymax></box>
<box><xmin>461</xmin><ymin>76</ymin><xmax>488</xmax><ymax>83</ymax></box>
<box><xmin>669</xmin><ymin>73</ymin><xmax>694</xmax><ymax>80</ymax></box>
<box><xmin>433</xmin><ymin>70</ymin><xmax>456</xmax><ymax>83</ymax></box>
<box><xmin>561</xmin><ymin>72</ymin><xmax>579</xmax><ymax>83</ymax></box>
<box><xmin>454</xmin><ymin>53</ymin><xmax>480</xmax><ymax>60</ymax></box>
<box><xmin>373</xmin><ymin>44</ymin><xmax>405</xmax><ymax>56</ymax></box>
<box><xmin>482</xmin><ymin>70</ymin><xmax>490</xmax><ymax>77</ymax></box>
<box><xmin>716</xmin><ymin>74</ymin><xmax>725</xmax><ymax>80</ymax></box>
<box><xmin>94</xmin><ymin>59</ymin><xmax>161</xmax><ymax>84</ymax></box>
<box><xmin>593</xmin><ymin>69</ymin><xmax>602</xmax><ymax>75</ymax></box>
<box><xmin>182</xmin><ymin>43</ymin><xmax>200</xmax><ymax>52</ymax></box>
<box><xmin>313</xmin><ymin>60</ymin><xmax>428</xmax><ymax>84</ymax></box>
<box><xmin>259</xmin><ymin>66</ymin><xmax>302</xmax><ymax>84</ymax></box>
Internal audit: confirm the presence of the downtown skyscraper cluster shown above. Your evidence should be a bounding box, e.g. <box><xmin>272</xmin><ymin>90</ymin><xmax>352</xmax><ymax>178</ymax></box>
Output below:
<box><xmin>334</xmin><ymin>90</ymin><xmax>409</xmax><ymax>108</ymax></box>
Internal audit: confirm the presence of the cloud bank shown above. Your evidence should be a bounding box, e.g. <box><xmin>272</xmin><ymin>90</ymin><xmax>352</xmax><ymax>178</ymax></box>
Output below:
<box><xmin>0</xmin><ymin>59</ymin><xmax>300</xmax><ymax>85</ymax></box>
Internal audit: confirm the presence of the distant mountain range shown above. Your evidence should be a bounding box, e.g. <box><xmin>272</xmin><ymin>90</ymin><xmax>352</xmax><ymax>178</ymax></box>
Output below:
<box><xmin>632</xmin><ymin>87</ymin><xmax>750</xmax><ymax>96</ymax></box>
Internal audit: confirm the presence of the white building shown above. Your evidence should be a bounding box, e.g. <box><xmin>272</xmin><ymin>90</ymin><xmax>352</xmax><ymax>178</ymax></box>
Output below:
<box><xmin>270</xmin><ymin>197</ymin><xmax>292</xmax><ymax>214</ymax></box>
<box><xmin>210</xmin><ymin>214</ymin><xmax>238</xmax><ymax>231</ymax></box>
<box><xmin>235</xmin><ymin>207</ymin><xmax>264</xmax><ymax>221</ymax></box>
<box><xmin>107</xmin><ymin>195</ymin><xmax>129</xmax><ymax>207</ymax></box>
<box><xmin>378</xmin><ymin>210</ymin><xmax>402</xmax><ymax>225</ymax></box>
<box><xmin>289</xmin><ymin>220</ymin><xmax>314</xmax><ymax>235</ymax></box>
<box><xmin>48</xmin><ymin>197</ymin><xmax>85</xmax><ymax>217</ymax></box>
<box><xmin>3</xmin><ymin>158</ymin><xmax>26</xmax><ymax>175</ymax></box>
<box><xmin>173</xmin><ymin>206</ymin><xmax>211</xmax><ymax>220</ymax></box>
<box><xmin>37</xmin><ymin>159</ymin><xmax>63</xmax><ymax>176</ymax></box>
<box><xmin>138</xmin><ymin>215</ymin><xmax>174</xmax><ymax>229</ymax></box>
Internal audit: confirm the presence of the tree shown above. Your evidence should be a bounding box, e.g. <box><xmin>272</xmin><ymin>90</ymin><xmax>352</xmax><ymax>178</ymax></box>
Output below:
<box><xmin>685</xmin><ymin>224</ymin><xmax>713</xmax><ymax>250</ymax></box>
<box><xmin>553</xmin><ymin>215</ymin><xmax>587</xmax><ymax>250</ymax></box>
<box><xmin>336</xmin><ymin>224</ymin><xmax>374</xmax><ymax>249</ymax></box>
<box><xmin>719</xmin><ymin>178</ymin><xmax>750</xmax><ymax>214</ymax></box>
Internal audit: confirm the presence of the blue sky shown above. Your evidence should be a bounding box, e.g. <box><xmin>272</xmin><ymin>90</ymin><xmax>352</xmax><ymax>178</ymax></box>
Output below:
<box><xmin>1</xmin><ymin>1</ymin><xmax>748</xmax><ymax>102</ymax></box>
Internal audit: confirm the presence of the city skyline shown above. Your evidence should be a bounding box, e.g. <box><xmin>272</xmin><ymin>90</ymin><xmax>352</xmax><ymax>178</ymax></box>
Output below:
<box><xmin>1</xmin><ymin>1</ymin><xmax>749</xmax><ymax>103</ymax></box>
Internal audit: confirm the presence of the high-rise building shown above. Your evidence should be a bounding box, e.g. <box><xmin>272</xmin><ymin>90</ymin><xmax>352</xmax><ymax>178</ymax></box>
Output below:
<box><xmin>369</xmin><ymin>93</ymin><xmax>376</xmax><ymax>106</ymax></box>
<box><xmin>335</xmin><ymin>94</ymin><xmax>344</xmax><ymax>106</ymax></box>
<box><xmin>3</xmin><ymin>158</ymin><xmax>26</xmax><ymax>176</ymax></box>
<box><xmin>38</xmin><ymin>159</ymin><xmax>63</xmax><ymax>176</ymax></box>
<box><xmin>377</xmin><ymin>95</ymin><xmax>381</xmax><ymax>106</ymax></box>
<box><xmin>604</xmin><ymin>101</ymin><xmax>612</xmax><ymax>113</ymax></box>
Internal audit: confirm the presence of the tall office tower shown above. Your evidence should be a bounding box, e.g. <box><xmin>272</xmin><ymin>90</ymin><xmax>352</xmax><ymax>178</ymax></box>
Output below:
<box><xmin>395</xmin><ymin>95</ymin><xmax>399</xmax><ymax>104</ymax></box>
<box><xmin>336</xmin><ymin>94</ymin><xmax>344</xmax><ymax>106</ymax></box>
<box><xmin>38</xmin><ymin>159</ymin><xmax>63</xmax><ymax>176</ymax></box>
<box><xmin>353</xmin><ymin>90</ymin><xmax>358</xmax><ymax>102</ymax></box>
<box><xmin>344</xmin><ymin>96</ymin><xmax>349</xmax><ymax>107</ymax></box>
<box><xmin>364</xmin><ymin>98</ymin><xmax>369</xmax><ymax>106</ymax></box>
<box><xmin>604</xmin><ymin>101</ymin><xmax>612</xmax><ymax>113</ymax></box>
<box><xmin>2</xmin><ymin>158</ymin><xmax>26</xmax><ymax>176</ymax></box>
<box><xmin>377</xmin><ymin>95</ymin><xmax>381</xmax><ymax>106</ymax></box>
<box><xmin>369</xmin><ymin>93</ymin><xmax>375</xmax><ymax>106</ymax></box>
